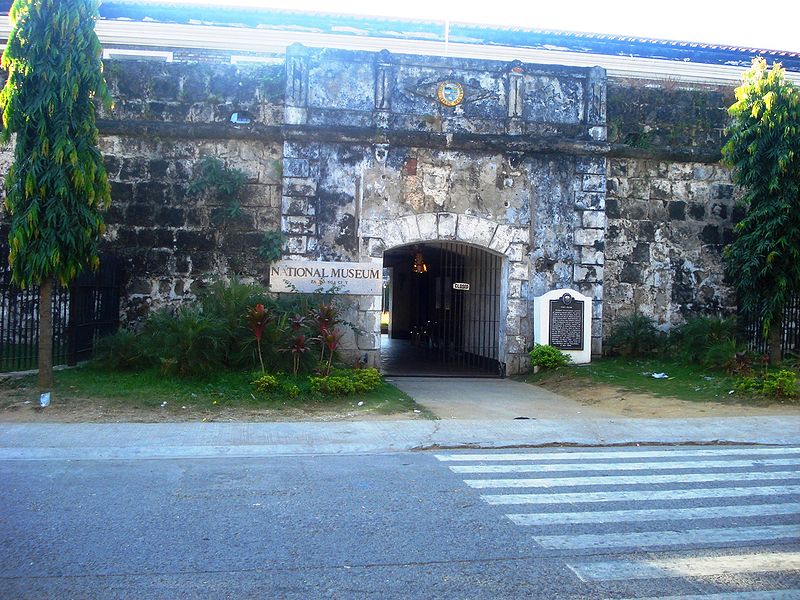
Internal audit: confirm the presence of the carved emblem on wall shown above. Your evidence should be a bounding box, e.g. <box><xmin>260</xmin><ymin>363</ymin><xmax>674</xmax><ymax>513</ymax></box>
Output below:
<box><xmin>436</xmin><ymin>81</ymin><xmax>464</xmax><ymax>107</ymax></box>
<box><xmin>408</xmin><ymin>78</ymin><xmax>494</xmax><ymax>107</ymax></box>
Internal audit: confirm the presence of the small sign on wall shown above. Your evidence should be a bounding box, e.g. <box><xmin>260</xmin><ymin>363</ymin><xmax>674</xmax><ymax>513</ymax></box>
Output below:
<box><xmin>532</xmin><ymin>288</ymin><xmax>592</xmax><ymax>364</ymax></box>
<box><xmin>453</xmin><ymin>282</ymin><xmax>470</xmax><ymax>291</ymax></box>
<box><xmin>270</xmin><ymin>260</ymin><xmax>382</xmax><ymax>295</ymax></box>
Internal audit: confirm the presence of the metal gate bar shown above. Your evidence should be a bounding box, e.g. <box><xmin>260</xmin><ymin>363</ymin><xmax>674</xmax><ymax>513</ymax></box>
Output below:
<box><xmin>427</xmin><ymin>241</ymin><xmax>501</xmax><ymax>376</ymax></box>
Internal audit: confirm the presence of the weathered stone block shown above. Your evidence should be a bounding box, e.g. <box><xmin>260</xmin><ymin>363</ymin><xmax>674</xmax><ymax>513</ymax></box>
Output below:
<box><xmin>669</xmin><ymin>201</ymin><xmax>686</xmax><ymax>221</ymax></box>
<box><xmin>692</xmin><ymin>164</ymin><xmax>715</xmax><ymax>180</ymax></box>
<box><xmin>606</xmin><ymin>178</ymin><xmax>628</xmax><ymax>199</ymax></box>
<box><xmin>285</xmin><ymin>235</ymin><xmax>307</xmax><ymax>254</ymax></box>
<box><xmin>589</xmin><ymin>126</ymin><xmax>606</xmax><ymax>141</ymax></box>
<box><xmin>575</xmin><ymin>265</ymin><xmax>603</xmax><ymax>282</ymax></box>
<box><xmin>650</xmin><ymin>179</ymin><xmax>671</xmax><ymax>200</ymax></box>
<box><xmin>366</xmin><ymin>237</ymin><xmax>385</xmax><ymax>258</ymax></box>
<box><xmin>457</xmin><ymin>214</ymin><xmax>489</xmax><ymax>246</ymax></box>
<box><xmin>574</xmin><ymin>192</ymin><xmax>606</xmax><ymax>213</ymax></box>
<box><xmin>282</xmin><ymin>196</ymin><xmax>315</xmax><ymax>216</ymax></box>
<box><xmin>508</xmin><ymin>262</ymin><xmax>529</xmax><ymax>281</ymax></box>
<box><xmin>687</xmin><ymin>181</ymin><xmax>710</xmax><ymax>201</ymax></box>
<box><xmin>582</xmin><ymin>174</ymin><xmax>606</xmax><ymax>192</ymax></box>
<box><xmin>592</xmin><ymin>299</ymin><xmax>603</xmax><ymax>320</ymax></box>
<box><xmin>580</xmin><ymin>248</ymin><xmax>605</xmax><ymax>265</ymax></box>
<box><xmin>282</xmin><ymin>177</ymin><xmax>317</xmax><ymax>197</ymax></box>
<box><xmin>582</xmin><ymin>211</ymin><xmax>606</xmax><ymax>229</ymax></box>
<box><xmin>283</xmin><ymin>157</ymin><xmax>310</xmax><ymax>178</ymax></box>
<box><xmin>489</xmin><ymin>224</ymin><xmax>513</xmax><ymax>253</ymax></box>
<box><xmin>416</xmin><ymin>213</ymin><xmax>438</xmax><ymax>240</ymax></box>
<box><xmin>629</xmin><ymin>178</ymin><xmax>650</xmax><ymax>199</ymax></box>
<box><xmin>437</xmin><ymin>213</ymin><xmax>457</xmax><ymax>239</ymax></box>
<box><xmin>711</xmin><ymin>183</ymin><xmax>734</xmax><ymax>200</ymax></box>
<box><xmin>357</xmin><ymin>332</ymin><xmax>379</xmax><ymax>350</ymax></box>
<box><xmin>592</xmin><ymin>319</ymin><xmax>603</xmax><ymax>337</ymax></box>
<box><xmin>505</xmin><ymin>243</ymin><xmax>526</xmax><ymax>262</ymax></box>
<box><xmin>573</xmin><ymin>228</ymin><xmax>604</xmax><ymax>247</ymax></box>
<box><xmin>576</xmin><ymin>156</ymin><xmax>606</xmax><ymax>175</ymax></box>
<box><xmin>669</xmin><ymin>163</ymin><xmax>693</xmax><ymax>180</ymax></box>
<box><xmin>398</xmin><ymin>215</ymin><xmax>420</xmax><ymax>243</ymax></box>
<box><xmin>283</xmin><ymin>215</ymin><xmax>315</xmax><ymax>235</ymax></box>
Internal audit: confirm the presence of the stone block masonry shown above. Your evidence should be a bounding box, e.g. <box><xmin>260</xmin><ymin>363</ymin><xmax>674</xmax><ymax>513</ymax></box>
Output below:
<box><xmin>604</xmin><ymin>158</ymin><xmax>738</xmax><ymax>333</ymax></box>
<box><xmin>0</xmin><ymin>42</ymin><xmax>742</xmax><ymax>373</ymax></box>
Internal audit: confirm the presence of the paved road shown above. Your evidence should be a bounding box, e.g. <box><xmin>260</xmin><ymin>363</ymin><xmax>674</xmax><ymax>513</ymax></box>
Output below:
<box><xmin>1</xmin><ymin>445</ymin><xmax>799</xmax><ymax>598</ymax></box>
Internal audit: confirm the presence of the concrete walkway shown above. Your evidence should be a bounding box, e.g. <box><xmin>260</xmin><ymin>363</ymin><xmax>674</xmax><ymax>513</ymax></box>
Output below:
<box><xmin>389</xmin><ymin>377</ymin><xmax>614</xmax><ymax>419</ymax></box>
<box><xmin>2</xmin><ymin>416</ymin><xmax>799</xmax><ymax>460</ymax></box>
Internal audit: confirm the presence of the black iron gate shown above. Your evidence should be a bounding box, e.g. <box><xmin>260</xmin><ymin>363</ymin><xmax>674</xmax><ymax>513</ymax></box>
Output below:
<box><xmin>0</xmin><ymin>248</ymin><xmax>122</xmax><ymax>372</ymax></box>
<box><xmin>405</xmin><ymin>242</ymin><xmax>503</xmax><ymax>376</ymax></box>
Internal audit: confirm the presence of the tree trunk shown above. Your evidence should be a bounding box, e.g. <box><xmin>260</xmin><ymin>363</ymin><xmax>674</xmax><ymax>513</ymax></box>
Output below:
<box><xmin>38</xmin><ymin>278</ymin><xmax>54</xmax><ymax>390</ymax></box>
<box><xmin>768</xmin><ymin>311</ymin><xmax>783</xmax><ymax>367</ymax></box>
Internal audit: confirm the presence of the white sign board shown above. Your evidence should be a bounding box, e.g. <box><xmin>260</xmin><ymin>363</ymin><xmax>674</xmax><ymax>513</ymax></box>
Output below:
<box><xmin>269</xmin><ymin>260</ymin><xmax>382</xmax><ymax>295</ymax></box>
<box><xmin>453</xmin><ymin>282</ymin><xmax>470</xmax><ymax>291</ymax></box>
<box><xmin>532</xmin><ymin>288</ymin><xmax>592</xmax><ymax>364</ymax></box>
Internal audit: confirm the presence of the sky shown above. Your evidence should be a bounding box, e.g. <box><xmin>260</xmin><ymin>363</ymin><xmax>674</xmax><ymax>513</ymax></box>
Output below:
<box><xmin>150</xmin><ymin>0</ymin><xmax>800</xmax><ymax>53</ymax></box>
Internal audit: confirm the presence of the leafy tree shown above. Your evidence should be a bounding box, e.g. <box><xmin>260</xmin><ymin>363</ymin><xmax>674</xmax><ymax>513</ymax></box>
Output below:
<box><xmin>722</xmin><ymin>58</ymin><xmax>800</xmax><ymax>366</ymax></box>
<box><xmin>1</xmin><ymin>0</ymin><xmax>112</xmax><ymax>388</ymax></box>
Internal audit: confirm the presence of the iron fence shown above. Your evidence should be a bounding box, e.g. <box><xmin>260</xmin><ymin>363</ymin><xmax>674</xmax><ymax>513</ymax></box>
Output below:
<box><xmin>0</xmin><ymin>245</ymin><xmax>122</xmax><ymax>372</ymax></box>
<box><xmin>740</xmin><ymin>294</ymin><xmax>800</xmax><ymax>357</ymax></box>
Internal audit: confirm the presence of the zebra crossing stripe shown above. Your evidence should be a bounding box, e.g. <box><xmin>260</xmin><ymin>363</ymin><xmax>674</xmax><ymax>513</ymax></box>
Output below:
<box><xmin>567</xmin><ymin>551</ymin><xmax>800</xmax><ymax>581</ymax></box>
<box><xmin>435</xmin><ymin>447</ymin><xmax>800</xmax><ymax>462</ymax></box>
<box><xmin>464</xmin><ymin>470</ymin><xmax>800</xmax><ymax>488</ymax></box>
<box><xmin>612</xmin><ymin>592</ymin><xmax>800</xmax><ymax>600</ymax></box>
<box><xmin>450</xmin><ymin>458</ymin><xmax>800</xmax><ymax>473</ymax></box>
<box><xmin>507</xmin><ymin>502</ymin><xmax>800</xmax><ymax>525</ymax></box>
<box><xmin>534</xmin><ymin>524</ymin><xmax>800</xmax><ymax>550</ymax></box>
<box><xmin>481</xmin><ymin>484</ymin><xmax>800</xmax><ymax>504</ymax></box>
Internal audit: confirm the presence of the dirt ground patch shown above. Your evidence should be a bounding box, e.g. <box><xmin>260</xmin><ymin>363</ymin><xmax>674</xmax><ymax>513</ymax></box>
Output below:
<box><xmin>0</xmin><ymin>382</ymin><xmax>426</xmax><ymax>424</ymax></box>
<box><xmin>536</xmin><ymin>374</ymin><xmax>800</xmax><ymax>418</ymax></box>
<box><xmin>2</xmin><ymin>370</ymin><xmax>798</xmax><ymax>422</ymax></box>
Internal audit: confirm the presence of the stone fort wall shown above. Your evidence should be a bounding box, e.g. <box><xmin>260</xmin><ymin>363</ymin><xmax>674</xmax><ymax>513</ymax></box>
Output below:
<box><xmin>0</xmin><ymin>46</ymin><xmax>739</xmax><ymax>372</ymax></box>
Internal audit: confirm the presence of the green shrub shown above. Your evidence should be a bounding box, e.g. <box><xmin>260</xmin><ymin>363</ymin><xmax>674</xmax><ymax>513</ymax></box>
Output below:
<box><xmin>93</xmin><ymin>329</ymin><xmax>153</xmax><ymax>371</ymax></box>
<box><xmin>606</xmin><ymin>312</ymin><xmax>661</xmax><ymax>357</ymax></box>
<box><xmin>352</xmin><ymin>367</ymin><xmax>382</xmax><ymax>393</ymax></box>
<box><xmin>310</xmin><ymin>374</ymin><xmax>356</xmax><ymax>396</ymax></box>
<box><xmin>529</xmin><ymin>344</ymin><xmax>571</xmax><ymax>369</ymax></box>
<box><xmin>701</xmin><ymin>339</ymin><xmax>739</xmax><ymax>372</ymax></box>
<box><xmin>199</xmin><ymin>278</ymin><xmax>271</xmax><ymax>369</ymax></box>
<box><xmin>281</xmin><ymin>383</ymin><xmax>300</xmax><ymax>398</ymax></box>
<box><xmin>734</xmin><ymin>376</ymin><xmax>761</xmax><ymax>394</ymax></box>
<box><xmin>762</xmin><ymin>370</ymin><xmax>798</xmax><ymax>399</ymax></box>
<box><xmin>735</xmin><ymin>369</ymin><xmax>798</xmax><ymax>400</ymax></box>
<box><xmin>671</xmin><ymin>315</ymin><xmax>739</xmax><ymax>369</ymax></box>
<box><xmin>145</xmin><ymin>306</ymin><xmax>226</xmax><ymax>377</ymax></box>
<box><xmin>252</xmin><ymin>374</ymin><xmax>279</xmax><ymax>393</ymax></box>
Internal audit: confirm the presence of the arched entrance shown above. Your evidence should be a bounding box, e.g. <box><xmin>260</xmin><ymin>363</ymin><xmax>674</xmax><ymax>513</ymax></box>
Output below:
<box><xmin>381</xmin><ymin>241</ymin><xmax>504</xmax><ymax>377</ymax></box>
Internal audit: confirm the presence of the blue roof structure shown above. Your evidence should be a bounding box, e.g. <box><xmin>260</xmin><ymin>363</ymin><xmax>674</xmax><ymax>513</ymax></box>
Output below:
<box><xmin>94</xmin><ymin>1</ymin><xmax>800</xmax><ymax>72</ymax></box>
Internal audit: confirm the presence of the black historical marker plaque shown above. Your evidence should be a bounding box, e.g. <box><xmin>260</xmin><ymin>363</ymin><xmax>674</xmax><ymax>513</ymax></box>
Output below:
<box><xmin>549</xmin><ymin>293</ymin><xmax>584</xmax><ymax>350</ymax></box>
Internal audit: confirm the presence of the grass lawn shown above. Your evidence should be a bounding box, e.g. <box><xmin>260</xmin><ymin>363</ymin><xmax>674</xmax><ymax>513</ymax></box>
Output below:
<box><xmin>521</xmin><ymin>356</ymin><xmax>797</xmax><ymax>405</ymax></box>
<box><xmin>0</xmin><ymin>366</ymin><xmax>436</xmax><ymax>421</ymax></box>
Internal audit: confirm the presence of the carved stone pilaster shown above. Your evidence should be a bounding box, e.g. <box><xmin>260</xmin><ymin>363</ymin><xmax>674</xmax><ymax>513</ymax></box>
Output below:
<box><xmin>586</xmin><ymin>66</ymin><xmax>607</xmax><ymax>141</ymax></box>
<box><xmin>374</xmin><ymin>49</ymin><xmax>394</xmax><ymax>129</ymax></box>
<box><xmin>285</xmin><ymin>43</ymin><xmax>309</xmax><ymax>125</ymax></box>
<box><xmin>506</xmin><ymin>61</ymin><xmax>525</xmax><ymax>135</ymax></box>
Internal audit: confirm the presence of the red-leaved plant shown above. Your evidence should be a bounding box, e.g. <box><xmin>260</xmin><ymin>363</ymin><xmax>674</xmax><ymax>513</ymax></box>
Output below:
<box><xmin>288</xmin><ymin>334</ymin><xmax>308</xmax><ymax>376</ymax></box>
<box><xmin>246</xmin><ymin>303</ymin><xmax>273</xmax><ymax>372</ymax></box>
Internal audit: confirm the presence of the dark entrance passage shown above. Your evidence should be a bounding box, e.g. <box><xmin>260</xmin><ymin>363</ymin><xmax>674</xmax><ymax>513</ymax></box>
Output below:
<box><xmin>381</xmin><ymin>241</ymin><xmax>503</xmax><ymax>377</ymax></box>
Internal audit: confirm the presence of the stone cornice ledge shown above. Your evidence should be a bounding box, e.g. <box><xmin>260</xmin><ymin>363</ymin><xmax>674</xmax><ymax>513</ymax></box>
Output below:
<box><xmin>608</xmin><ymin>143</ymin><xmax>722</xmax><ymax>163</ymax></box>
<box><xmin>97</xmin><ymin>119</ymin><xmax>611</xmax><ymax>155</ymax></box>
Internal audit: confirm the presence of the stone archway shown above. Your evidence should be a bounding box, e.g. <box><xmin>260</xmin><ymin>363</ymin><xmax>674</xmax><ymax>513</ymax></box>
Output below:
<box><xmin>359</xmin><ymin>212</ymin><xmax>532</xmax><ymax>375</ymax></box>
